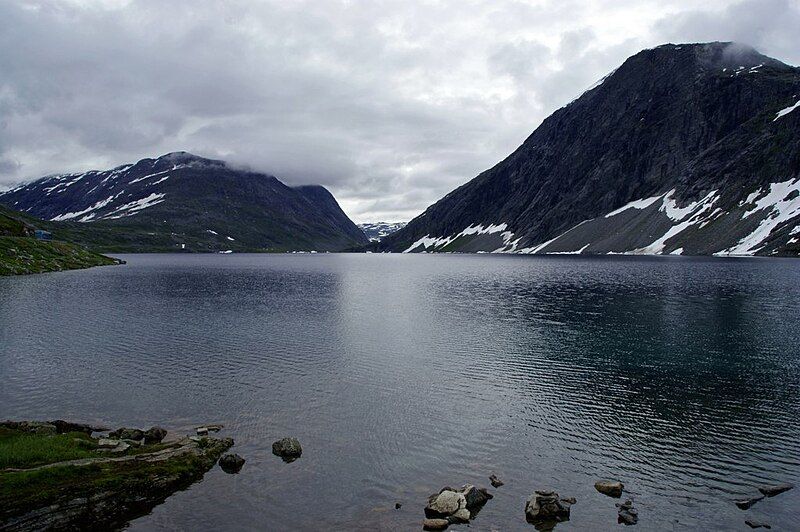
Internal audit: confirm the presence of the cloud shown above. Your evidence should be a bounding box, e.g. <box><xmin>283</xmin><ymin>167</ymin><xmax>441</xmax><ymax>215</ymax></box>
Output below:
<box><xmin>0</xmin><ymin>0</ymin><xmax>797</xmax><ymax>222</ymax></box>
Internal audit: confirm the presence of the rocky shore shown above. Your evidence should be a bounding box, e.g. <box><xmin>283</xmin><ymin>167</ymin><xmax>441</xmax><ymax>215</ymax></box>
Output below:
<box><xmin>0</xmin><ymin>420</ymin><xmax>234</xmax><ymax>530</ymax></box>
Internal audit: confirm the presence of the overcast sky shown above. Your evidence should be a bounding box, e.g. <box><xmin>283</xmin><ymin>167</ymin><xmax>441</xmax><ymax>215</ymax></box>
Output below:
<box><xmin>1</xmin><ymin>0</ymin><xmax>798</xmax><ymax>222</ymax></box>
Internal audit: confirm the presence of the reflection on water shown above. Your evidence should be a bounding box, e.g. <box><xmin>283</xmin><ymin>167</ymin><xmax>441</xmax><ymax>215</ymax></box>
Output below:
<box><xmin>1</xmin><ymin>254</ymin><xmax>799</xmax><ymax>530</ymax></box>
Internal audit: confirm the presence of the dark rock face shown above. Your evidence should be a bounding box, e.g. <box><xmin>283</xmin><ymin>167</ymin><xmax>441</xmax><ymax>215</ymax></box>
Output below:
<box><xmin>109</xmin><ymin>428</ymin><xmax>144</xmax><ymax>441</ymax></box>
<box><xmin>595</xmin><ymin>480</ymin><xmax>624</xmax><ymax>498</ymax></box>
<box><xmin>272</xmin><ymin>437</ymin><xmax>302</xmax><ymax>461</ymax></box>
<box><xmin>616</xmin><ymin>499</ymin><xmax>639</xmax><ymax>525</ymax></box>
<box><xmin>0</xmin><ymin>152</ymin><xmax>368</xmax><ymax>253</ymax></box>
<box><xmin>736</xmin><ymin>495</ymin><xmax>764</xmax><ymax>510</ymax></box>
<box><xmin>524</xmin><ymin>490</ymin><xmax>573</xmax><ymax>525</ymax></box>
<box><xmin>143</xmin><ymin>427</ymin><xmax>167</xmax><ymax>444</ymax></box>
<box><xmin>382</xmin><ymin>42</ymin><xmax>800</xmax><ymax>257</ymax></box>
<box><xmin>218</xmin><ymin>453</ymin><xmax>245</xmax><ymax>474</ymax></box>
<box><xmin>50</xmin><ymin>420</ymin><xmax>109</xmax><ymax>435</ymax></box>
<box><xmin>758</xmin><ymin>483</ymin><xmax>793</xmax><ymax>497</ymax></box>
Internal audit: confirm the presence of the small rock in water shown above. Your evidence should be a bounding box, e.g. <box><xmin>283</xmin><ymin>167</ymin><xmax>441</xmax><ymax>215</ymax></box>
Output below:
<box><xmin>745</xmin><ymin>520</ymin><xmax>771</xmax><ymax>529</ymax></box>
<box><xmin>616</xmin><ymin>499</ymin><xmax>638</xmax><ymax>525</ymax></box>
<box><xmin>218</xmin><ymin>453</ymin><xmax>245</xmax><ymax>474</ymax></box>
<box><xmin>195</xmin><ymin>424</ymin><xmax>223</xmax><ymax>433</ymax></box>
<box><xmin>595</xmin><ymin>479</ymin><xmax>624</xmax><ymax>498</ymax></box>
<box><xmin>424</xmin><ymin>484</ymin><xmax>492</xmax><ymax>523</ymax></box>
<box><xmin>758</xmin><ymin>483</ymin><xmax>793</xmax><ymax>497</ymax></box>
<box><xmin>144</xmin><ymin>426</ymin><xmax>167</xmax><ymax>444</ymax></box>
<box><xmin>735</xmin><ymin>495</ymin><xmax>764</xmax><ymax>510</ymax></box>
<box><xmin>462</xmin><ymin>484</ymin><xmax>493</xmax><ymax>512</ymax></box>
<box><xmin>272</xmin><ymin>437</ymin><xmax>302</xmax><ymax>461</ymax></box>
<box><xmin>425</xmin><ymin>490</ymin><xmax>464</xmax><ymax>518</ymax></box>
<box><xmin>196</xmin><ymin>427</ymin><xmax>209</xmax><ymax>436</ymax></box>
<box><xmin>422</xmin><ymin>518</ymin><xmax>449</xmax><ymax>530</ymax></box>
<box><xmin>447</xmin><ymin>508</ymin><xmax>470</xmax><ymax>524</ymax></box>
<box><xmin>395</xmin><ymin>502</ymin><xmax>402</xmax><ymax>510</ymax></box>
<box><xmin>489</xmin><ymin>474</ymin><xmax>504</xmax><ymax>488</ymax></box>
<box><xmin>525</xmin><ymin>490</ymin><xmax>573</xmax><ymax>524</ymax></box>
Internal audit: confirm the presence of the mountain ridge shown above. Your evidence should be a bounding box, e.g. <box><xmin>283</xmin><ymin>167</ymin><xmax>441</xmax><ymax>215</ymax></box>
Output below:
<box><xmin>381</xmin><ymin>42</ymin><xmax>800</xmax><ymax>256</ymax></box>
<box><xmin>0</xmin><ymin>152</ymin><xmax>369</xmax><ymax>252</ymax></box>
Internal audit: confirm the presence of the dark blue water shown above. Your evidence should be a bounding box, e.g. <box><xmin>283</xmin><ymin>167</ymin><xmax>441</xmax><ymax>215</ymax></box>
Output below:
<box><xmin>1</xmin><ymin>254</ymin><xmax>799</xmax><ymax>530</ymax></box>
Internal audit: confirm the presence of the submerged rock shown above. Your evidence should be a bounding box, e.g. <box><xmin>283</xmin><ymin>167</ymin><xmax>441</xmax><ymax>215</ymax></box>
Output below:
<box><xmin>735</xmin><ymin>495</ymin><xmax>764</xmax><ymax>510</ymax></box>
<box><xmin>595</xmin><ymin>480</ymin><xmax>624</xmax><ymax>498</ymax></box>
<box><xmin>144</xmin><ymin>427</ymin><xmax>167</xmax><ymax>444</ymax></box>
<box><xmin>616</xmin><ymin>499</ymin><xmax>638</xmax><ymax>525</ymax></box>
<box><xmin>422</xmin><ymin>518</ymin><xmax>449</xmax><ymax>530</ymax></box>
<box><xmin>218</xmin><ymin>453</ymin><xmax>245</xmax><ymax>474</ymax></box>
<box><xmin>489</xmin><ymin>474</ymin><xmax>504</xmax><ymax>488</ymax></box>
<box><xmin>272</xmin><ymin>437</ymin><xmax>302</xmax><ymax>461</ymax></box>
<box><xmin>758</xmin><ymin>483</ymin><xmax>793</xmax><ymax>497</ymax></box>
<box><xmin>745</xmin><ymin>519</ymin><xmax>772</xmax><ymax>529</ymax></box>
<box><xmin>524</xmin><ymin>490</ymin><xmax>573</xmax><ymax>524</ymax></box>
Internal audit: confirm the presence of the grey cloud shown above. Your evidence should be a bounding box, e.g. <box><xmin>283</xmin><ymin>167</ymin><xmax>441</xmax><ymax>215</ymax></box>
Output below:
<box><xmin>0</xmin><ymin>0</ymin><xmax>797</xmax><ymax>222</ymax></box>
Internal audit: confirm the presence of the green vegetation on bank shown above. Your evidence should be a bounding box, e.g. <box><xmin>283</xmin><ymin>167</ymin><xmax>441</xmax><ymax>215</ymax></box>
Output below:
<box><xmin>0</xmin><ymin>205</ymin><xmax>118</xmax><ymax>276</ymax></box>
<box><xmin>0</xmin><ymin>422</ymin><xmax>233</xmax><ymax>529</ymax></box>
<box><xmin>0</xmin><ymin>427</ymin><xmax>97</xmax><ymax>469</ymax></box>
<box><xmin>0</xmin><ymin>236</ymin><xmax>118</xmax><ymax>276</ymax></box>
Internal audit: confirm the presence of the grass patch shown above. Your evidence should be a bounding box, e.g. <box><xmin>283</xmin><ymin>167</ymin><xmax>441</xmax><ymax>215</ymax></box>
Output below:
<box><xmin>0</xmin><ymin>454</ymin><xmax>208</xmax><ymax>519</ymax></box>
<box><xmin>0</xmin><ymin>236</ymin><xmax>117</xmax><ymax>276</ymax></box>
<box><xmin>0</xmin><ymin>428</ymin><xmax>98</xmax><ymax>469</ymax></box>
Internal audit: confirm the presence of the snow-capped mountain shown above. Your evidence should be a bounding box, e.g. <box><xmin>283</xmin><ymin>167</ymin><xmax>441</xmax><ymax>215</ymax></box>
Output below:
<box><xmin>357</xmin><ymin>221</ymin><xmax>407</xmax><ymax>241</ymax></box>
<box><xmin>382</xmin><ymin>43</ymin><xmax>800</xmax><ymax>257</ymax></box>
<box><xmin>0</xmin><ymin>152</ymin><xmax>368</xmax><ymax>252</ymax></box>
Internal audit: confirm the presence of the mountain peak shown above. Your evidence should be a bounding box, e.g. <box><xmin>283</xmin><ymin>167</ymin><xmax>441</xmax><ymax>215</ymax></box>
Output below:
<box><xmin>634</xmin><ymin>41</ymin><xmax>789</xmax><ymax>71</ymax></box>
<box><xmin>154</xmin><ymin>151</ymin><xmax>225</xmax><ymax>168</ymax></box>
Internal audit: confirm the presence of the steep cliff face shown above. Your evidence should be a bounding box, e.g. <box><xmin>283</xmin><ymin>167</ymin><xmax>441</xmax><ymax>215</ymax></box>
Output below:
<box><xmin>0</xmin><ymin>152</ymin><xmax>368</xmax><ymax>252</ymax></box>
<box><xmin>382</xmin><ymin>42</ymin><xmax>800</xmax><ymax>256</ymax></box>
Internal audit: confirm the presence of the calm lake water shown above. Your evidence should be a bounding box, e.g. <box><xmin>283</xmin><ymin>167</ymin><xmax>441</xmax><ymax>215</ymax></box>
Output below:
<box><xmin>1</xmin><ymin>254</ymin><xmax>799</xmax><ymax>530</ymax></box>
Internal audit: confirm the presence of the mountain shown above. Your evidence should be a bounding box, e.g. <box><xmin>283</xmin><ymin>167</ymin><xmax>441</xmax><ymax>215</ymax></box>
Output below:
<box><xmin>382</xmin><ymin>42</ymin><xmax>800</xmax><ymax>257</ymax></box>
<box><xmin>358</xmin><ymin>221</ymin><xmax>407</xmax><ymax>241</ymax></box>
<box><xmin>0</xmin><ymin>152</ymin><xmax>369</xmax><ymax>252</ymax></box>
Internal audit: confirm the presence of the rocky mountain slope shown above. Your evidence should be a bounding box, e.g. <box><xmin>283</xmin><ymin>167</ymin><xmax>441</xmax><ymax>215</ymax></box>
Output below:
<box><xmin>381</xmin><ymin>42</ymin><xmax>800</xmax><ymax>257</ymax></box>
<box><xmin>0</xmin><ymin>152</ymin><xmax>368</xmax><ymax>252</ymax></box>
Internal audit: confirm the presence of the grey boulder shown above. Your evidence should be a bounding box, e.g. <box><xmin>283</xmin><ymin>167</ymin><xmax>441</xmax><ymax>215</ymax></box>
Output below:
<box><xmin>272</xmin><ymin>437</ymin><xmax>302</xmax><ymax>461</ymax></box>
<box><xmin>525</xmin><ymin>490</ymin><xmax>573</xmax><ymax>524</ymax></box>
<box><xmin>595</xmin><ymin>479</ymin><xmax>624</xmax><ymax>498</ymax></box>
<box><xmin>219</xmin><ymin>453</ymin><xmax>245</xmax><ymax>474</ymax></box>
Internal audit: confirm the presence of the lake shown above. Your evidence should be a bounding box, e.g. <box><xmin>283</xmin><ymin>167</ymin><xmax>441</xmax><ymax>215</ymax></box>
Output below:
<box><xmin>1</xmin><ymin>253</ymin><xmax>799</xmax><ymax>530</ymax></box>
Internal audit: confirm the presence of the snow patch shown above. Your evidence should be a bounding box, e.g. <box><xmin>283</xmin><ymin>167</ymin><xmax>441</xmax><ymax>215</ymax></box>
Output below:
<box><xmin>49</xmin><ymin>194</ymin><xmax>117</xmax><ymax>222</ymax></box>
<box><xmin>720</xmin><ymin>178</ymin><xmax>800</xmax><ymax>255</ymax></box>
<box><xmin>604</xmin><ymin>194</ymin><xmax>662</xmax><ymax>218</ymax></box>
<box><xmin>633</xmin><ymin>190</ymin><xmax>719</xmax><ymax>254</ymax></box>
<box><xmin>774</xmin><ymin>99</ymin><xmax>800</xmax><ymax>121</ymax></box>
<box><xmin>403</xmin><ymin>223</ymin><xmax>510</xmax><ymax>253</ymax></box>
<box><xmin>103</xmin><ymin>193</ymin><xmax>166</xmax><ymax>219</ymax></box>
